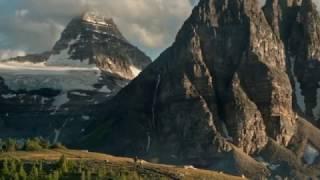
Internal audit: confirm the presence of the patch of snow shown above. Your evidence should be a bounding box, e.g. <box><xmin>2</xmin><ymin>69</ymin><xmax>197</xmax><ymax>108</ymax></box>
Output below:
<box><xmin>304</xmin><ymin>144</ymin><xmax>319</xmax><ymax>165</ymax></box>
<box><xmin>99</xmin><ymin>85</ymin><xmax>111</xmax><ymax>93</ymax></box>
<box><xmin>146</xmin><ymin>132</ymin><xmax>151</xmax><ymax>153</ymax></box>
<box><xmin>255</xmin><ymin>156</ymin><xmax>270</xmax><ymax>167</ymax></box>
<box><xmin>1</xmin><ymin>94</ymin><xmax>16</xmax><ymax>99</ymax></box>
<box><xmin>40</xmin><ymin>97</ymin><xmax>49</xmax><ymax>105</ymax></box>
<box><xmin>46</xmin><ymin>34</ymin><xmax>94</xmax><ymax>68</ymax></box>
<box><xmin>51</xmin><ymin>93</ymin><xmax>69</xmax><ymax>111</ymax></box>
<box><xmin>0</xmin><ymin>61</ymin><xmax>101</xmax><ymax>91</ymax></box>
<box><xmin>71</xmin><ymin>91</ymin><xmax>88</xmax><ymax>97</ymax></box>
<box><xmin>130</xmin><ymin>66</ymin><xmax>141</xmax><ymax>77</ymax></box>
<box><xmin>312</xmin><ymin>82</ymin><xmax>320</xmax><ymax>121</ymax></box>
<box><xmin>46</xmin><ymin>35</ymin><xmax>95</xmax><ymax>68</ymax></box>
<box><xmin>0</xmin><ymin>35</ymin><xmax>102</xmax><ymax>92</ymax></box>
<box><xmin>82</xmin><ymin>115</ymin><xmax>90</xmax><ymax>121</ymax></box>
<box><xmin>269</xmin><ymin>164</ymin><xmax>280</xmax><ymax>170</ymax></box>
<box><xmin>47</xmin><ymin>55</ymin><xmax>94</xmax><ymax>68</ymax></box>
<box><xmin>53</xmin><ymin>119</ymin><xmax>69</xmax><ymax>143</ymax></box>
<box><xmin>170</xmin><ymin>154</ymin><xmax>177</xmax><ymax>159</ymax></box>
<box><xmin>290</xmin><ymin>57</ymin><xmax>306</xmax><ymax>112</ymax></box>
<box><xmin>53</xmin><ymin>129</ymin><xmax>61</xmax><ymax>144</ymax></box>
<box><xmin>93</xmin><ymin>35</ymin><xmax>99</xmax><ymax>40</ymax></box>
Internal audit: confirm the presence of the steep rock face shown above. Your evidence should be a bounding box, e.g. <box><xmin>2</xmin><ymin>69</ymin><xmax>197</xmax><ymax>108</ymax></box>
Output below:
<box><xmin>0</xmin><ymin>12</ymin><xmax>151</xmax><ymax>144</ymax></box>
<box><xmin>82</xmin><ymin>0</ymin><xmax>320</xmax><ymax>178</ymax></box>
<box><xmin>83</xmin><ymin>0</ymin><xmax>300</xmax><ymax>176</ymax></box>
<box><xmin>291</xmin><ymin>0</ymin><xmax>320</xmax><ymax>124</ymax></box>
<box><xmin>264</xmin><ymin>0</ymin><xmax>320</xmax><ymax>126</ymax></box>
<box><xmin>262</xmin><ymin>0</ymin><xmax>301</xmax><ymax>40</ymax></box>
<box><xmin>225</xmin><ymin>74</ymin><xmax>267</xmax><ymax>154</ymax></box>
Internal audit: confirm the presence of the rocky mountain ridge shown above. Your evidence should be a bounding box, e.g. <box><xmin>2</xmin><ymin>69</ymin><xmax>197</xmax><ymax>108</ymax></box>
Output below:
<box><xmin>82</xmin><ymin>0</ymin><xmax>320</xmax><ymax>179</ymax></box>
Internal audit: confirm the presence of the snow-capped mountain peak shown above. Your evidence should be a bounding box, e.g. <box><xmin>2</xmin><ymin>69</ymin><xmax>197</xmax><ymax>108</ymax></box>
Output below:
<box><xmin>81</xmin><ymin>11</ymin><xmax>113</xmax><ymax>26</ymax></box>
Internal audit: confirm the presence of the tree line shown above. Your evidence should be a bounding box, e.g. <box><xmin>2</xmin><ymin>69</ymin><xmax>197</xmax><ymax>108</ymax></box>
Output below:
<box><xmin>0</xmin><ymin>155</ymin><xmax>157</xmax><ymax>180</ymax></box>
<box><xmin>0</xmin><ymin>138</ymin><xmax>66</xmax><ymax>152</ymax></box>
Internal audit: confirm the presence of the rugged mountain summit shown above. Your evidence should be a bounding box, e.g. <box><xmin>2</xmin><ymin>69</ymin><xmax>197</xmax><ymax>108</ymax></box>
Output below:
<box><xmin>0</xmin><ymin>12</ymin><xmax>151</xmax><ymax>143</ymax></box>
<box><xmin>83</xmin><ymin>0</ymin><xmax>320</xmax><ymax>179</ymax></box>
<box><xmin>50</xmin><ymin>12</ymin><xmax>149</xmax><ymax>79</ymax></box>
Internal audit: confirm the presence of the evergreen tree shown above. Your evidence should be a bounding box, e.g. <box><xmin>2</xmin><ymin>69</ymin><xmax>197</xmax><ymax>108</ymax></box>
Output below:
<box><xmin>57</xmin><ymin>155</ymin><xmax>68</xmax><ymax>173</ymax></box>
<box><xmin>24</xmin><ymin>139</ymin><xmax>43</xmax><ymax>151</ymax></box>
<box><xmin>1</xmin><ymin>159</ymin><xmax>9</xmax><ymax>175</ymax></box>
<box><xmin>46</xmin><ymin>174</ymin><xmax>53</xmax><ymax>180</ymax></box>
<box><xmin>86</xmin><ymin>170</ymin><xmax>91</xmax><ymax>180</ymax></box>
<box><xmin>53</xmin><ymin>171</ymin><xmax>60</xmax><ymax>180</ymax></box>
<box><xmin>81</xmin><ymin>171</ymin><xmax>86</xmax><ymax>180</ymax></box>
<box><xmin>30</xmin><ymin>164</ymin><xmax>39</xmax><ymax>179</ymax></box>
<box><xmin>98</xmin><ymin>167</ymin><xmax>106</xmax><ymax>178</ymax></box>
<box><xmin>39</xmin><ymin>161</ymin><xmax>43</xmax><ymax>172</ymax></box>
<box><xmin>18</xmin><ymin>164</ymin><xmax>27</xmax><ymax>180</ymax></box>
<box><xmin>13</xmin><ymin>173</ymin><xmax>19</xmax><ymax>180</ymax></box>
<box><xmin>78</xmin><ymin>160</ymin><xmax>84</xmax><ymax>173</ymax></box>
<box><xmin>9</xmin><ymin>159</ymin><xmax>17</xmax><ymax>174</ymax></box>
<box><xmin>38</xmin><ymin>138</ymin><xmax>50</xmax><ymax>149</ymax></box>
<box><xmin>6</xmin><ymin>138</ymin><xmax>17</xmax><ymax>152</ymax></box>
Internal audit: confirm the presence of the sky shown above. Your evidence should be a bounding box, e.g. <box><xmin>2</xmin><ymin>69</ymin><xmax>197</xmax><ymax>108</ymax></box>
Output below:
<box><xmin>0</xmin><ymin>0</ymin><xmax>199</xmax><ymax>60</ymax></box>
<box><xmin>0</xmin><ymin>0</ymin><xmax>318</xmax><ymax>60</ymax></box>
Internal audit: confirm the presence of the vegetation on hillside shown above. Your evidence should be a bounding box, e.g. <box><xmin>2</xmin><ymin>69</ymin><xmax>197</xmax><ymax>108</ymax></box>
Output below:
<box><xmin>0</xmin><ymin>149</ymin><xmax>243</xmax><ymax>180</ymax></box>
<box><xmin>0</xmin><ymin>155</ymin><xmax>155</xmax><ymax>180</ymax></box>
<box><xmin>0</xmin><ymin>138</ymin><xmax>66</xmax><ymax>152</ymax></box>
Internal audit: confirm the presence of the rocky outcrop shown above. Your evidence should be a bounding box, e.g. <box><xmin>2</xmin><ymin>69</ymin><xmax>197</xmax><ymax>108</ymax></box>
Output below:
<box><xmin>264</xmin><ymin>0</ymin><xmax>320</xmax><ymax>127</ymax></box>
<box><xmin>225</xmin><ymin>74</ymin><xmax>267</xmax><ymax>154</ymax></box>
<box><xmin>0</xmin><ymin>12</ymin><xmax>151</xmax><ymax>144</ymax></box>
<box><xmin>289</xmin><ymin>0</ymin><xmax>320</xmax><ymax>125</ymax></box>
<box><xmin>82</xmin><ymin>0</ymin><xmax>320</xmax><ymax>178</ymax></box>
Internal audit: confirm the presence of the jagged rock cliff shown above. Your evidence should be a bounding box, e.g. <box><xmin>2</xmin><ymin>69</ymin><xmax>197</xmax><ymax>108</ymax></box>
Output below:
<box><xmin>0</xmin><ymin>12</ymin><xmax>151</xmax><ymax>144</ymax></box>
<box><xmin>264</xmin><ymin>0</ymin><xmax>320</xmax><ymax>126</ymax></box>
<box><xmin>83</xmin><ymin>0</ymin><xmax>320</xmax><ymax>179</ymax></box>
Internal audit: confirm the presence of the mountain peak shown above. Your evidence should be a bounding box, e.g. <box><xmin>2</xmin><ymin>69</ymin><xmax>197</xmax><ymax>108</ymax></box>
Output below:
<box><xmin>0</xmin><ymin>9</ymin><xmax>151</xmax><ymax>148</ymax></box>
<box><xmin>81</xmin><ymin>11</ymin><xmax>115</xmax><ymax>26</ymax></box>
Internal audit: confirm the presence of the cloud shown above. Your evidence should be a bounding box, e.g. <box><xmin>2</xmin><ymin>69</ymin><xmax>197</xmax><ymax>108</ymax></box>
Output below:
<box><xmin>0</xmin><ymin>0</ymin><xmax>198</xmax><ymax>59</ymax></box>
<box><xmin>0</xmin><ymin>49</ymin><xmax>26</xmax><ymax>60</ymax></box>
<box><xmin>89</xmin><ymin>0</ymin><xmax>197</xmax><ymax>57</ymax></box>
<box><xmin>129</xmin><ymin>24</ymin><xmax>165</xmax><ymax>48</ymax></box>
<box><xmin>15</xmin><ymin>9</ymin><xmax>29</xmax><ymax>17</ymax></box>
<box><xmin>0</xmin><ymin>0</ymin><xmax>319</xmax><ymax>60</ymax></box>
